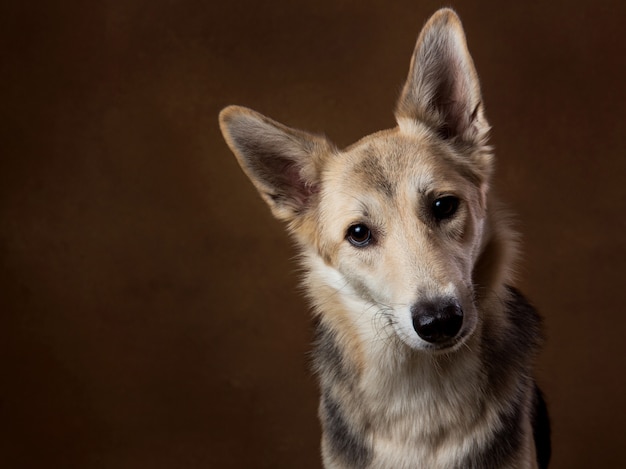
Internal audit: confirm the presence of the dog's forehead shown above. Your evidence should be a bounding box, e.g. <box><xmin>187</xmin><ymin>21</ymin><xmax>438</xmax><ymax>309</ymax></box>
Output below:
<box><xmin>326</xmin><ymin>129</ymin><xmax>454</xmax><ymax>195</ymax></box>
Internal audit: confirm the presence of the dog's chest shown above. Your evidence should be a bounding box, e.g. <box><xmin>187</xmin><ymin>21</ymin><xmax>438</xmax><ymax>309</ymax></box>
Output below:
<box><xmin>361</xmin><ymin>368</ymin><xmax>493</xmax><ymax>468</ymax></box>
<box><xmin>321</xmin><ymin>348</ymin><xmax>490</xmax><ymax>467</ymax></box>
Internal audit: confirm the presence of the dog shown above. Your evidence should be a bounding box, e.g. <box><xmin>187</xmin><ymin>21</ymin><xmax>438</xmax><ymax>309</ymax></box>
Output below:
<box><xmin>219</xmin><ymin>8</ymin><xmax>550</xmax><ymax>469</ymax></box>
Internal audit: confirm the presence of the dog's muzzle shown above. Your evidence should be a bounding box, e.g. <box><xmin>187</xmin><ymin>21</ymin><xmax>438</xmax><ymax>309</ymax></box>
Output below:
<box><xmin>411</xmin><ymin>299</ymin><xmax>464</xmax><ymax>345</ymax></box>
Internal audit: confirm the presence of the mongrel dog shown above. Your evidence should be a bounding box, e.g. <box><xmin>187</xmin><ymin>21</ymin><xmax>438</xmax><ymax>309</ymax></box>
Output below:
<box><xmin>219</xmin><ymin>8</ymin><xmax>550</xmax><ymax>469</ymax></box>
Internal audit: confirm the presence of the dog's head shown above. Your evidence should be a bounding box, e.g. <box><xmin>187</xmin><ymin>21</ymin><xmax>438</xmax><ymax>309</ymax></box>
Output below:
<box><xmin>220</xmin><ymin>9</ymin><xmax>500</xmax><ymax>353</ymax></box>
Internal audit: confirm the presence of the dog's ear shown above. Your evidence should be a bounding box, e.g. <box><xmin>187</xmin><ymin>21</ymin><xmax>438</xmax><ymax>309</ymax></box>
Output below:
<box><xmin>219</xmin><ymin>106</ymin><xmax>331</xmax><ymax>221</ymax></box>
<box><xmin>396</xmin><ymin>8</ymin><xmax>489</xmax><ymax>146</ymax></box>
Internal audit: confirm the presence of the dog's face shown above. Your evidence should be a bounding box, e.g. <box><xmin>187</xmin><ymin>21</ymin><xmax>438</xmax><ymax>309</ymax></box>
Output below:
<box><xmin>313</xmin><ymin>127</ymin><xmax>490</xmax><ymax>351</ymax></box>
<box><xmin>220</xmin><ymin>9</ymin><xmax>493</xmax><ymax>352</ymax></box>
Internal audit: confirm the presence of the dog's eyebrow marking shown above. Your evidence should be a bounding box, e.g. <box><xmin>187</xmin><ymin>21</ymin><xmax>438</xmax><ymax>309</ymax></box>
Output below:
<box><xmin>345</xmin><ymin>199</ymin><xmax>371</xmax><ymax>222</ymax></box>
<box><xmin>357</xmin><ymin>202</ymin><xmax>372</xmax><ymax>221</ymax></box>
<box><xmin>410</xmin><ymin>169</ymin><xmax>437</xmax><ymax>196</ymax></box>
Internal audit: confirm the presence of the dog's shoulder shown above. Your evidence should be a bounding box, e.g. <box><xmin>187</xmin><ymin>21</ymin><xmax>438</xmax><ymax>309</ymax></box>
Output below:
<box><xmin>503</xmin><ymin>287</ymin><xmax>552</xmax><ymax>468</ymax></box>
<box><xmin>503</xmin><ymin>285</ymin><xmax>544</xmax><ymax>351</ymax></box>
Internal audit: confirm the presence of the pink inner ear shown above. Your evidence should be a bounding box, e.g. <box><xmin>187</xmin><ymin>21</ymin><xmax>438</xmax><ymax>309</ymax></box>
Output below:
<box><xmin>282</xmin><ymin>163</ymin><xmax>318</xmax><ymax>207</ymax></box>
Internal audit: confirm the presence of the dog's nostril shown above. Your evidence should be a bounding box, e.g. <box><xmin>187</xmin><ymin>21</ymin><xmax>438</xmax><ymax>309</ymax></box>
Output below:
<box><xmin>413</xmin><ymin>314</ymin><xmax>439</xmax><ymax>341</ymax></box>
<box><xmin>411</xmin><ymin>300</ymin><xmax>463</xmax><ymax>344</ymax></box>
<box><xmin>441</xmin><ymin>303</ymin><xmax>463</xmax><ymax>338</ymax></box>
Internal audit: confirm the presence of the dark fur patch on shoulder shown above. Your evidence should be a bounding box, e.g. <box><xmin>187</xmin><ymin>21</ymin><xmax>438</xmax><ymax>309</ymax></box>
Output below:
<box><xmin>312</xmin><ymin>320</ymin><xmax>370</xmax><ymax>467</ymax></box>
<box><xmin>320</xmin><ymin>391</ymin><xmax>372</xmax><ymax>468</ymax></box>
<box><xmin>311</xmin><ymin>319</ymin><xmax>357</xmax><ymax>385</ymax></box>
<box><xmin>481</xmin><ymin>286</ymin><xmax>543</xmax><ymax>397</ymax></box>
<box><xmin>470</xmin><ymin>287</ymin><xmax>549</xmax><ymax>467</ymax></box>
<box><xmin>532</xmin><ymin>385</ymin><xmax>552</xmax><ymax>469</ymax></box>
<box><xmin>504</xmin><ymin>286</ymin><xmax>543</xmax><ymax>345</ymax></box>
<box><xmin>462</xmin><ymin>397</ymin><xmax>525</xmax><ymax>468</ymax></box>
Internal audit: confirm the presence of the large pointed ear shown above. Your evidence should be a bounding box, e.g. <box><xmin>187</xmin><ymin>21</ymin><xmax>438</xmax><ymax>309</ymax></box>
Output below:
<box><xmin>395</xmin><ymin>9</ymin><xmax>489</xmax><ymax>146</ymax></box>
<box><xmin>219</xmin><ymin>105</ymin><xmax>332</xmax><ymax>221</ymax></box>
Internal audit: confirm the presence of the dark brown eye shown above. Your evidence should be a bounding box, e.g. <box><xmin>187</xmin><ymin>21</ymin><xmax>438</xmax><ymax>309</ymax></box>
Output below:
<box><xmin>347</xmin><ymin>224</ymin><xmax>372</xmax><ymax>247</ymax></box>
<box><xmin>432</xmin><ymin>196</ymin><xmax>460</xmax><ymax>221</ymax></box>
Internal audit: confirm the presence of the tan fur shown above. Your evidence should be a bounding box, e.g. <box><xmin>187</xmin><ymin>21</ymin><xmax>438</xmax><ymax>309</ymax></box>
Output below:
<box><xmin>219</xmin><ymin>8</ymin><xmax>546</xmax><ymax>469</ymax></box>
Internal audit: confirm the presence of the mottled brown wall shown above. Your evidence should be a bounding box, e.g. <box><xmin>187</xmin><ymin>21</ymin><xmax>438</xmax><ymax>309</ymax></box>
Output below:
<box><xmin>1</xmin><ymin>1</ymin><xmax>625</xmax><ymax>468</ymax></box>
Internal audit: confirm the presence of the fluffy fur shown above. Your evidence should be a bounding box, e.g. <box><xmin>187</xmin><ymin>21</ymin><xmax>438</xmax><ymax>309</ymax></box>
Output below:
<box><xmin>219</xmin><ymin>8</ymin><xmax>550</xmax><ymax>469</ymax></box>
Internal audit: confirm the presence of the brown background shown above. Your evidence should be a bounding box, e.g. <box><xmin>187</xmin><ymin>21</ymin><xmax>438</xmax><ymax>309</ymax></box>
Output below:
<box><xmin>1</xmin><ymin>1</ymin><xmax>625</xmax><ymax>468</ymax></box>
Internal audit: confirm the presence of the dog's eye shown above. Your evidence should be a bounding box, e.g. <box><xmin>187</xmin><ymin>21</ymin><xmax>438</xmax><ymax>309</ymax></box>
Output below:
<box><xmin>432</xmin><ymin>196</ymin><xmax>460</xmax><ymax>221</ymax></box>
<box><xmin>346</xmin><ymin>224</ymin><xmax>372</xmax><ymax>247</ymax></box>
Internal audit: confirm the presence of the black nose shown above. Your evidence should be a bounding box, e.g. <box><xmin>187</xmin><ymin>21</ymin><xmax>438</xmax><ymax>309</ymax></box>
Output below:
<box><xmin>411</xmin><ymin>299</ymin><xmax>464</xmax><ymax>344</ymax></box>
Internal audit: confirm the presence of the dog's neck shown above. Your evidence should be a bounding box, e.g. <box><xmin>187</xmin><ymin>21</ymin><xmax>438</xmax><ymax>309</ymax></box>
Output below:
<box><xmin>312</xmin><ymin>295</ymin><xmax>492</xmax><ymax>424</ymax></box>
<box><xmin>310</xmin><ymin>289</ymin><xmax>519</xmax><ymax>468</ymax></box>
<box><xmin>310</xmin><ymin>282</ymin><xmax>540</xmax><ymax>469</ymax></box>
